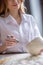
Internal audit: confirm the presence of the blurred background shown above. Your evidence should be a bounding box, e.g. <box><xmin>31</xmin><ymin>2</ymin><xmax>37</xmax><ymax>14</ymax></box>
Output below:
<box><xmin>25</xmin><ymin>0</ymin><xmax>43</xmax><ymax>37</ymax></box>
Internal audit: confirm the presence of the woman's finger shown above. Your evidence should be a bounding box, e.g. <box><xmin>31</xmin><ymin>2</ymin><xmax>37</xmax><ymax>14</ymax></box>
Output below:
<box><xmin>6</xmin><ymin>38</ymin><xmax>19</xmax><ymax>43</ymax></box>
<box><xmin>5</xmin><ymin>39</ymin><xmax>17</xmax><ymax>46</ymax></box>
<box><xmin>8</xmin><ymin>42</ymin><xmax>16</xmax><ymax>46</ymax></box>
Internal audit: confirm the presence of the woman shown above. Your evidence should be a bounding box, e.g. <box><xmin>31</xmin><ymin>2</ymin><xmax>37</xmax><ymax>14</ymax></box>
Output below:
<box><xmin>0</xmin><ymin>0</ymin><xmax>41</xmax><ymax>53</ymax></box>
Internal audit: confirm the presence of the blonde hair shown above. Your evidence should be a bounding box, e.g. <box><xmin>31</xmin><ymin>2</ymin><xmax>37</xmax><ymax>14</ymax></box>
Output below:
<box><xmin>0</xmin><ymin>0</ymin><xmax>25</xmax><ymax>17</ymax></box>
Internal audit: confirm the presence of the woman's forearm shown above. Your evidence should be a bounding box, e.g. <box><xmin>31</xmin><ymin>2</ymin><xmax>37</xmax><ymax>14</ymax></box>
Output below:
<box><xmin>0</xmin><ymin>45</ymin><xmax>7</xmax><ymax>53</ymax></box>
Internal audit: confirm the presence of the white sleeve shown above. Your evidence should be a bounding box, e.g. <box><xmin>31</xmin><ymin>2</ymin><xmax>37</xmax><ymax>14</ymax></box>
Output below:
<box><xmin>28</xmin><ymin>15</ymin><xmax>42</xmax><ymax>42</ymax></box>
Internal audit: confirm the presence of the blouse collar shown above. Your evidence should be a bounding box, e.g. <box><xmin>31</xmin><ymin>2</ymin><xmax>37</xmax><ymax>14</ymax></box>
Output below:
<box><xmin>5</xmin><ymin>13</ymin><xmax>27</xmax><ymax>25</ymax></box>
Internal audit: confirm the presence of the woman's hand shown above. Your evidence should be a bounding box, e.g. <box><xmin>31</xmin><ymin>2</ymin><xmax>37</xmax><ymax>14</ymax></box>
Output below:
<box><xmin>5</xmin><ymin>35</ymin><xmax>19</xmax><ymax>48</ymax></box>
<box><xmin>0</xmin><ymin>35</ymin><xmax>19</xmax><ymax>53</ymax></box>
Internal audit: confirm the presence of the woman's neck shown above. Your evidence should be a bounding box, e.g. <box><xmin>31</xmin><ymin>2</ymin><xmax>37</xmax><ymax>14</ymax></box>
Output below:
<box><xmin>9</xmin><ymin>11</ymin><xmax>21</xmax><ymax>25</ymax></box>
<box><xmin>10</xmin><ymin>11</ymin><xmax>20</xmax><ymax>19</ymax></box>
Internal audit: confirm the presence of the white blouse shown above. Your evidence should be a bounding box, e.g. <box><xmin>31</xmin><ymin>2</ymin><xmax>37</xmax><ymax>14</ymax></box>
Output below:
<box><xmin>0</xmin><ymin>13</ymin><xmax>41</xmax><ymax>52</ymax></box>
